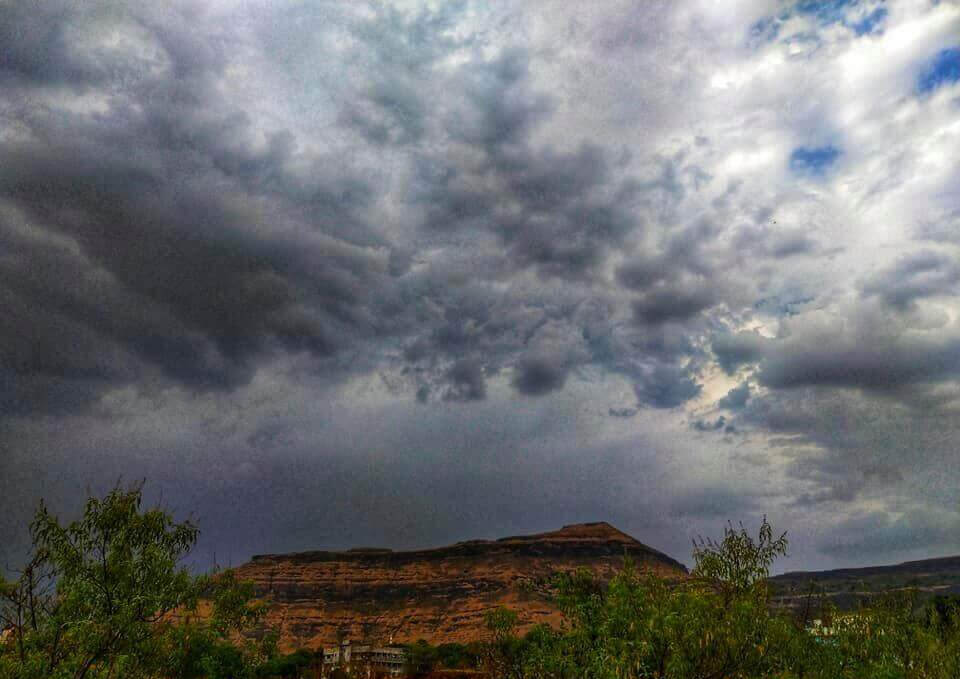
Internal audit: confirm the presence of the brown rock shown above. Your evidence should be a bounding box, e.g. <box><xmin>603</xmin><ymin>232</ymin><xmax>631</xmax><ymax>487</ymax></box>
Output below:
<box><xmin>233</xmin><ymin>522</ymin><xmax>686</xmax><ymax>650</ymax></box>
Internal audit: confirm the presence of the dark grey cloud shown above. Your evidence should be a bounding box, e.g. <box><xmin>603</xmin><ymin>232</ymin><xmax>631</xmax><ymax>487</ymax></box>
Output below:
<box><xmin>736</xmin><ymin>383</ymin><xmax>960</xmax><ymax>526</ymax></box>
<box><xmin>718</xmin><ymin>382</ymin><xmax>750</xmax><ymax>410</ymax></box>
<box><xmin>0</xmin><ymin>388</ymin><xmax>708</xmax><ymax>574</ymax></box>
<box><xmin>344</xmin><ymin>38</ymin><xmax>671</xmax><ymax>405</ymax></box>
<box><xmin>861</xmin><ymin>250</ymin><xmax>960</xmax><ymax>310</ymax></box>
<box><xmin>0</xmin><ymin>1</ymin><xmax>551</xmax><ymax>423</ymax></box>
<box><xmin>345</xmin><ymin>79</ymin><xmax>428</xmax><ymax>145</ymax></box>
<box><xmin>422</xmin><ymin>140</ymin><xmax>639</xmax><ymax>281</ymax></box>
<box><xmin>819</xmin><ymin>508</ymin><xmax>959</xmax><ymax>558</ymax></box>
<box><xmin>616</xmin><ymin>256</ymin><xmax>673</xmax><ymax>290</ymax></box>
<box><xmin>0</xmin><ymin>2</ymin><xmax>141</xmax><ymax>87</ymax></box>
<box><xmin>608</xmin><ymin>407</ymin><xmax>638</xmax><ymax>418</ymax></box>
<box><xmin>669</xmin><ymin>485</ymin><xmax>759</xmax><ymax>519</ymax></box>
<box><xmin>512</xmin><ymin>355</ymin><xmax>569</xmax><ymax>396</ymax></box>
<box><xmin>618</xmin><ymin>224</ymin><xmax>729</xmax><ymax>328</ymax></box>
<box><xmin>769</xmin><ymin>233</ymin><xmax>818</xmax><ymax>258</ymax></box>
<box><xmin>712</xmin><ymin>331</ymin><xmax>770</xmax><ymax>374</ymax></box>
<box><xmin>0</xmin><ymin>4</ymin><xmax>416</xmax><ymax>417</ymax></box>
<box><xmin>735</xmin><ymin>222</ymin><xmax>820</xmax><ymax>259</ymax></box>
<box><xmin>712</xmin><ymin>308</ymin><xmax>960</xmax><ymax>396</ymax></box>
<box><xmin>337</xmin><ymin>2</ymin><xmax>472</xmax><ymax>147</ymax></box>
<box><xmin>632</xmin><ymin>281</ymin><xmax>717</xmax><ymax>324</ymax></box>
<box><xmin>634</xmin><ymin>364</ymin><xmax>702</xmax><ymax>408</ymax></box>
<box><xmin>407</xmin><ymin>47</ymin><xmax>644</xmax><ymax>284</ymax></box>
<box><xmin>790</xmin><ymin>479</ymin><xmax>863</xmax><ymax>508</ymax></box>
<box><xmin>0</xmin><ymin>140</ymin><xmax>385</xmax><ymax>401</ymax></box>
<box><xmin>692</xmin><ymin>415</ymin><xmax>725</xmax><ymax>432</ymax></box>
<box><xmin>757</xmin><ymin>332</ymin><xmax>960</xmax><ymax>391</ymax></box>
<box><xmin>751</xmin><ymin>292</ymin><xmax>817</xmax><ymax>318</ymax></box>
<box><xmin>444</xmin><ymin>359</ymin><xmax>487</xmax><ymax>401</ymax></box>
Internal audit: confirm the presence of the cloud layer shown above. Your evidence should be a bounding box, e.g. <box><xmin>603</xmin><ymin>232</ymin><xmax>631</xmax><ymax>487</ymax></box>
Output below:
<box><xmin>1</xmin><ymin>0</ymin><xmax>959</xmax><ymax>572</ymax></box>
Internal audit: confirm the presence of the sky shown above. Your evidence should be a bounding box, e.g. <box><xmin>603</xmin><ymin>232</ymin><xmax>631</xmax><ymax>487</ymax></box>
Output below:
<box><xmin>1</xmin><ymin>0</ymin><xmax>959</xmax><ymax>574</ymax></box>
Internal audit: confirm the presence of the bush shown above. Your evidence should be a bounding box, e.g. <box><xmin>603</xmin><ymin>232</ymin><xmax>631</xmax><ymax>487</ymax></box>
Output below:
<box><xmin>0</xmin><ymin>483</ymin><xmax>275</xmax><ymax>679</ymax></box>
<box><xmin>501</xmin><ymin>517</ymin><xmax>960</xmax><ymax>679</ymax></box>
<box><xmin>256</xmin><ymin>648</ymin><xmax>316</xmax><ymax>678</ymax></box>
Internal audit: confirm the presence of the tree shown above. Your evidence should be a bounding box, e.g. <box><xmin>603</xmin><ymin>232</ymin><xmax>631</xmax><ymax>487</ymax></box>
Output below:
<box><xmin>691</xmin><ymin>515</ymin><xmax>788</xmax><ymax>599</ymax></box>
<box><xmin>510</xmin><ymin>516</ymin><xmax>960</xmax><ymax>678</ymax></box>
<box><xmin>404</xmin><ymin>639</ymin><xmax>439</xmax><ymax>677</ymax></box>
<box><xmin>255</xmin><ymin>648</ymin><xmax>315</xmax><ymax>678</ymax></box>
<box><xmin>0</xmin><ymin>482</ymin><xmax>273</xmax><ymax>679</ymax></box>
<box><xmin>519</xmin><ymin>519</ymin><xmax>797</xmax><ymax>679</ymax></box>
<box><xmin>480</xmin><ymin>607</ymin><xmax>525</xmax><ymax>679</ymax></box>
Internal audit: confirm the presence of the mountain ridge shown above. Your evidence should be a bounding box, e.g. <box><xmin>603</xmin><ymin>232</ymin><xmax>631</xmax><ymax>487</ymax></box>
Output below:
<box><xmin>248</xmin><ymin>522</ymin><xmax>685</xmax><ymax>571</ymax></box>
<box><xmin>235</xmin><ymin>522</ymin><xmax>686</xmax><ymax>649</ymax></box>
<box><xmin>769</xmin><ymin>554</ymin><xmax>960</xmax><ymax>612</ymax></box>
<box><xmin>772</xmin><ymin>554</ymin><xmax>960</xmax><ymax>581</ymax></box>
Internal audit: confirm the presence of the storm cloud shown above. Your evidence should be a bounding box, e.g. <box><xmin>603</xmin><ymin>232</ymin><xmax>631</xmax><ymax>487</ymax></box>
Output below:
<box><xmin>2</xmin><ymin>0</ymin><xmax>959</xmax><ymax>573</ymax></box>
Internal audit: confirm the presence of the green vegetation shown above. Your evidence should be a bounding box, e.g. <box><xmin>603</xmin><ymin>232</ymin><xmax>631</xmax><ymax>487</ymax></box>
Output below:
<box><xmin>255</xmin><ymin>649</ymin><xmax>317</xmax><ymax>678</ymax></box>
<box><xmin>480</xmin><ymin>518</ymin><xmax>960</xmax><ymax>678</ymax></box>
<box><xmin>404</xmin><ymin>639</ymin><xmax>484</xmax><ymax>676</ymax></box>
<box><xmin>0</xmin><ymin>483</ymin><xmax>276</xmax><ymax>679</ymax></box>
<box><xmin>2</xmin><ymin>490</ymin><xmax>958</xmax><ymax>678</ymax></box>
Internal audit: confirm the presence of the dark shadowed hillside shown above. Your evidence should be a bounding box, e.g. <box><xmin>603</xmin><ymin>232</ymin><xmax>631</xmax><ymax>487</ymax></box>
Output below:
<box><xmin>770</xmin><ymin>555</ymin><xmax>960</xmax><ymax>612</ymax></box>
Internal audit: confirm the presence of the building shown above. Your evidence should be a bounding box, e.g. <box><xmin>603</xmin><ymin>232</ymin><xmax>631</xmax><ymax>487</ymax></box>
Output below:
<box><xmin>807</xmin><ymin>618</ymin><xmax>836</xmax><ymax>637</ymax></box>
<box><xmin>807</xmin><ymin>613</ymin><xmax>881</xmax><ymax>643</ymax></box>
<box><xmin>322</xmin><ymin>639</ymin><xmax>407</xmax><ymax>677</ymax></box>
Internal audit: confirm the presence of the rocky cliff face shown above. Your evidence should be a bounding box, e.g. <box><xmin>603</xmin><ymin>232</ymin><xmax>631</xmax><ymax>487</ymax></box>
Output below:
<box><xmin>234</xmin><ymin>522</ymin><xmax>686</xmax><ymax>650</ymax></box>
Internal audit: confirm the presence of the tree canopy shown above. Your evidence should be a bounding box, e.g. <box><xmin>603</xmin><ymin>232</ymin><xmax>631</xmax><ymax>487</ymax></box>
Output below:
<box><xmin>0</xmin><ymin>483</ymin><xmax>274</xmax><ymax>679</ymax></box>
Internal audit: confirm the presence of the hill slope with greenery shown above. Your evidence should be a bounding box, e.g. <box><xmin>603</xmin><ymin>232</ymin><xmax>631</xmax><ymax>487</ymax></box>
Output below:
<box><xmin>3</xmin><ymin>488</ymin><xmax>959</xmax><ymax>678</ymax></box>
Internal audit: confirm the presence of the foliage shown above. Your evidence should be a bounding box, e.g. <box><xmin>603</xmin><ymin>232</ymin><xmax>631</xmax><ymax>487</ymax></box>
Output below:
<box><xmin>495</xmin><ymin>517</ymin><xmax>960</xmax><ymax>679</ymax></box>
<box><xmin>812</xmin><ymin>591</ymin><xmax>960</xmax><ymax>679</ymax></box>
<box><xmin>4</xmin><ymin>492</ymin><xmax>960</xmax><ymax>679</ymax></box>
<box><xmin>926</xmin><ymin>594</ymin><xmax>960</xmax><ymax>637</ymax></box>
<box><xmin>401</xmin><ymin>639</ymin><xmax>483</xmax><ymax>675</ymax></box>
<box><xmin>519</xmin><ymin>562</ymin><xmax>795</xmax><ymax>679</ymax></box>
<box><xmin>405</xmin><ymin>639</ymin><xmax>440</xmax><ymax>677</ymax></box>
<box><xmin>0</xmin><ymin>483</ymin><xmax>274</xmax><ymax>679</ymax></box>
<box><xmin>255</xmin><ymin>649</ymin><xmax>316</xmax><ymax>678</ymax></box>
<box><xmin>437</xmin><ymin>641</ymin><xmax>483</xmax><ymax>669</ymax></box>
<box><xmin>691</xmin><ymin>515</ymin><xmax>788</xmax><ymax>599</ymax></box>
<box><xmin>480</xmin><ymin>607</ymin><xmax>528</xmax><ymax>679</ymax></box>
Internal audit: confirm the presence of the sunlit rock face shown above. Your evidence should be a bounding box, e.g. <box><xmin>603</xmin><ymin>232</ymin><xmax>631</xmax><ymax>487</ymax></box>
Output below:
<box><xmin>234</xmin><ymin>522</ymin><xmax>687</xmax><ymax>649</ymax></box>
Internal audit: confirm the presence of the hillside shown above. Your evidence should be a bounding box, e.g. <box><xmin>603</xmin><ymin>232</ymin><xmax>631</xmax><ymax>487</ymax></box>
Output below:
<box><xmin>234</xmin><ymin>522</ymin><xmax>687</xmax><ymax>650</ymax></box>
<box><xmin>770</xmin><ymin>555</ymin><xmax>960</xmax><ymax>612</ymax></box>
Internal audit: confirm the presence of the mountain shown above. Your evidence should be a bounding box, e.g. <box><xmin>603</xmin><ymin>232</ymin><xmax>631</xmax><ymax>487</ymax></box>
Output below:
<box><xmin>769</xmin><ymin>555</ymin><xmax>960</xmax><ymax>612</ymax></box>
<box><xmin>234</xmin><ymin>522</ymin><xmax>687</xmax><ymax>650</ymax></box>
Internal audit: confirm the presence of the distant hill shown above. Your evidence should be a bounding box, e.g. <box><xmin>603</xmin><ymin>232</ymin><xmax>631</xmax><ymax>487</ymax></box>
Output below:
<box><xmin>234</xmin><ymin>522</ymin><xmax>686</xmax><ymax>650</ymax></box>
<box><xmin>769</xmin><ymin>555</ymin><xmax>960</xmax><ymax>612</ymax></box>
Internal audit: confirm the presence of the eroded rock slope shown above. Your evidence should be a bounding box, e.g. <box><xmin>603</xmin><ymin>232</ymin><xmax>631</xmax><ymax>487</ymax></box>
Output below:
<box><xmin>234</xmin><ymin>522</ymin><xmax>686</xmax><ymax>649</ymax></box>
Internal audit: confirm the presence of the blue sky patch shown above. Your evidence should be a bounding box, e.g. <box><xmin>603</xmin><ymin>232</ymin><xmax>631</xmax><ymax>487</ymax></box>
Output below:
<box><xmin>749</xmin><ymin>16</ymin><xmax>782</xmax><ymax>45</ymax></box>
<box><xmin>748</xmin><ymin>2</ymin><xmax>888</xmax><ymax>48</ymax></box>
<box><xmin>795</xmin><ymin>0</ymin><xmax>859</xmax><ymax>26</ymax></box>
<box><xmin>917</xmin><ymin>47</ymin><xmax>960</xmax><ymax>95</ymax></box>
<box><xmin>790</xmin><ymin>145</ymin><xmax>841</xmax><ymax>176</ymax></box>
<box><xmin>849</xmin><ymin>7</ymin><xmax>887</xmax><ymax>36</ymax></box>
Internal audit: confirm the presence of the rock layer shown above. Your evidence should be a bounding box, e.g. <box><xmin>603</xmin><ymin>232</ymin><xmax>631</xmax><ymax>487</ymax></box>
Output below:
<box><xmin>234</xmin><ymin>522</ymin><xmax>686</xmax><ymax>649</ymax></box>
